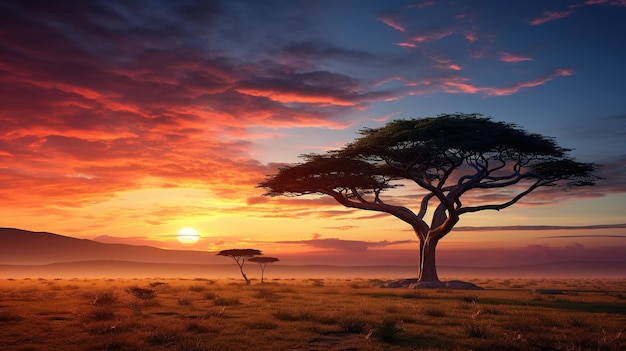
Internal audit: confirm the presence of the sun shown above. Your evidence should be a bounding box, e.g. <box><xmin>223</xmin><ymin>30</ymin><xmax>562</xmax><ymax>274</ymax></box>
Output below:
<box><xmin>177</xmin><ymin>227</ymin><xmax>199</xmax><ymax>244</ymax></box>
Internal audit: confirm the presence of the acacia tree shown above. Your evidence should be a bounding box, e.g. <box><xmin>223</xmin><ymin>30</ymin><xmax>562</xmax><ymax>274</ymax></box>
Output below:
<box><xmin>258</xmin><ymin>114</ymin><xmax>599</xmax><ymax>284</ymax></box>
<box><xmin>249</xmin><ymin>256</ymin><xmax>280</xmax><ymax>283</ymax></box>
<box><xmin>217</xmin><ymin>249</ymin><xmax>262</xmax><ymax>285</ymax></box>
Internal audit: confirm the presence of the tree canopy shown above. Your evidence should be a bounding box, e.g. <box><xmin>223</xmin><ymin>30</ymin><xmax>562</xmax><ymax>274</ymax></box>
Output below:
<box><xmin>258</xmin><ymin>113</ymin><xmax>599</xmax><ymax>283</ymax></box>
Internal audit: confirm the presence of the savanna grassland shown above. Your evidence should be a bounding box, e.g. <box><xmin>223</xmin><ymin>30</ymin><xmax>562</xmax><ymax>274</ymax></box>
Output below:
<box><xmin>0</xmin><ymin>277</ymin><xmax>625</xmax><ymax>351</ymax></box>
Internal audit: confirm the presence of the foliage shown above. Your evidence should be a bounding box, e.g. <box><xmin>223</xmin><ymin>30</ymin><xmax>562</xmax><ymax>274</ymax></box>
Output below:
<box><xmin>259</xmin><ymin>113</ymin><xmax>600</xmax><ymax>282</ymax></box>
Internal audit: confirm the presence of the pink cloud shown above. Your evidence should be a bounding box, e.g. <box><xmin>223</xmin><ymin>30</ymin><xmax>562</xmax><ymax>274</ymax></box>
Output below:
<box><xmin>440</xmin><ymin>68</ymin><xmax>574</xmax><ymax>97</ymax></box>
<box><xmin>500</xmin><ymin>52</ymin><xmax>534</xmax><ymax>63</ymax></box>
<box><xmin>412</xmin><ymin>29</ymin><xmax>454</xmax><ymax>43</ymax></box>
<box><xmin>379</xmin><ymin>16</ymin><xmax>406</xmax><ymax>32</ymax></box>
<box><xmin>394</xmin><ymin>42</ymin><xmax>417</xmax><ymax>48</ymax></box>
<box><xmin>530</xmin><ymin>10</ymin><xmax>574</xmax><ymax>25</ymax></box>
<box><xmin>585</xmin><ymin>0</ymin><xmax>626</xmax><ymax>5</ymax></box>
<box><xmin>408</xmin><ymin>1</ymin><xmax>436</xmax><ymax>9</ymax></box>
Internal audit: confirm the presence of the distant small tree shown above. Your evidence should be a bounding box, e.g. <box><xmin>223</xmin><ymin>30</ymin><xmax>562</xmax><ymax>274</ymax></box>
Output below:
<box><xmin>217</xmin><ymin>249</ymin><xmax>262</xmax><ymax>285</ymax></box>
<box><xmin>249</xmin><ymin>256</ymin><xmax>280</xmax><ymax>283</ymax></box>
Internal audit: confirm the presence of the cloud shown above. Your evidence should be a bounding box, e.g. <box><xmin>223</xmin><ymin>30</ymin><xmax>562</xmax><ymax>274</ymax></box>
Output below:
<box><xmin>530</xmin><ymin>1</ymin><xmax>626</xmax><ymax>26</ymax></box>
<box><xmin>440</xmin><ymin>68</ymin><xmax>574</xmax><ymax>97</ymax></box>
<box><xmin>408</xmin><ymin>1</ymin><xmax>436</xmax><ymax>9</ymax></box>
<box><xmin>529</xmin><ymin>10</ymin><xmax>574</xmax><ymax>25</ymax></box>
<box><xmin>277</xmin><ymin>237</ymin><xmax>415</xmax><ymax>252</ymax></box>
<box><xmin>437</xmin><ymin>243</ymin><xmax>626</xmax><ymax>267</ymax></box>
<box><xmin>500</xmin><ymin>52</ymin><xmax>533</xmax><ymax>63</ymax></box>
<box><xmin>585</xmin><ymin>0</ymin><xmax>626</xmax><ymax>5</ymax></box>
<box><xmin>454</xmin><ymin>224</ymin><xmax>626</xmax><ymax>232</ymax></box>
<box><xmin>323</xmin><ymin>225</ymin><xmax>360</xmax><ymax>231</ymax></box>
<box><xmin>0</xmin><ymin>1</ymin><xmax>409</xmax><ymax>208</ymax></box>
<box><xmin>379</xmin><ymin>16</ymin><xmax>406</xmax><ymax>32</ymax></box>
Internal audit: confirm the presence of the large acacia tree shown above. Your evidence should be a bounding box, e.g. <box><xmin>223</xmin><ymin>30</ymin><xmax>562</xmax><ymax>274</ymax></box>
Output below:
<box><xmin>258</xmin><ymin>114</ymin><xmax>599</xmax><ymax>283</ymax></box>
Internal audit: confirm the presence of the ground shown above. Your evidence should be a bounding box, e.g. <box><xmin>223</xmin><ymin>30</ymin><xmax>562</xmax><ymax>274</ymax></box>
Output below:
<box><xmin>0</xmin><ymin>277</ymin><xmax>625</xmax><ymax>350</ymax></box>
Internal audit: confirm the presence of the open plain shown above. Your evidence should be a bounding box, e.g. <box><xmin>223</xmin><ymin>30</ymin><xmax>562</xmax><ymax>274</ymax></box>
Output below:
<box><xmin>0</xmin><ymin>277</ymin><xmax>624</xmax><ymax>350</ymax></box>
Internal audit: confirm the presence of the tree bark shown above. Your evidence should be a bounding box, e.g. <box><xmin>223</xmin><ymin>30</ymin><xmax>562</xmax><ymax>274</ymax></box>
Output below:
<box><xmin>418</xmin><ymin>238</ymin><xmax>440</xmax><ymax>283</ymax></box>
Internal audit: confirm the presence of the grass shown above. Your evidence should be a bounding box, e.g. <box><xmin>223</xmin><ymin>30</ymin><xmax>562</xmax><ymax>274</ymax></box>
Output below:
<box><xmin>0</xmin><ymin>277</ymin><xmax>624</xmax><ymax>350</ymax></box>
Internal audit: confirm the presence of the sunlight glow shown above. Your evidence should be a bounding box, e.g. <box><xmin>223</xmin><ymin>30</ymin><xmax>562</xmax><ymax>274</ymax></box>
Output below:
<box><xmin>177</xmin><ymin>227</ymin><xmax>199</xmax><ymax>244</ymax></box>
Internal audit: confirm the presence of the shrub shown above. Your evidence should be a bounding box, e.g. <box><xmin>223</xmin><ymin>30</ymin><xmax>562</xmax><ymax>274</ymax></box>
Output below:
<box><xmin>203</xmin><ymin>292</ymin><xmax>217</xmax><ymax>300</ymax></box>
<box><xmin>375</xmin><ymin>318</ymin><xmax>403</xmax><ymax>342</ymax></box>
<box><xmin>187</xmin><ymin>321</ymin><xmax>210</xmax><ymax>333</ymax></box>
<box><xmin>272</xmin><ymin>308</ymin><xmax>312</xmax><ymax>322</ymax></box>
<box><xmin>125</xmin><ymin>287</ymin><xmax>157</xmax><ymax>300</ymax></box>
<box><xmin>311</xmin><ymin>279</ymin><xmax>324</xmax><ymax>287</ymax></box>
<box><xmin>338</xmin><ymin>315</ymin><xmax>367</xmax><ymax>333</ymax></box>
<box><xmin>464</xmin><ymin>321</ymin><xmax>489</xmax><ymax>338</ymax></box>
<box><xmin>462</xmin><ymin>295</ymin><xmax>479</xmax><ymax>303</ymax></box>
<box><xmin>178</xmin><ymin>297</ymin><xmax>193</xmax><ymax>306</ymax></box>
<box><xmin>188</xmin><ymin>285</ymin><xmax>206</xmax><ymax>292</ymax></box>
<box><xmin>86</xmin><ymin>307</ymin><xmax>116</xmax><ymax>322</ymax></box>
<box><xmin>147</xmin><ymin>328</ymin><xmax>179</xmax><ymax>345</ymax></box>
<box><xmin>213</xmin><ymin>296</ymin><xmax>240</xmax><ymax>306</ymax></box>
<box><xmin>175</xmin><ymin>336</ymin><xmax>208</xmax><ymax>351</ymax></box>
<box><xmin>482</xmin><ymin>305</ymin><xmax>503</xmax><ymax>315</ymax></box>
<box><xmin>253</xmin><ymin>289</ymin><xmax>277</xmax><ymax>300</ymax></box>
<box><xmin>128</xmin><ymin>301</ymin><xmax>145</xmax><ymax>315</ymax></box>
<box><xmin>0</xmin><ymin>311</ymin><xmax>23</xmax><ymax>323</ymax></box>
<box><xmin>423</xmin><ymin>306</ymin><xmax>446</xmax><ymax>317</ymax></box>
<box><xmin>91</xmin><ymin>290</ymin><xmax>117</xmax><ymax>306</ymax></box>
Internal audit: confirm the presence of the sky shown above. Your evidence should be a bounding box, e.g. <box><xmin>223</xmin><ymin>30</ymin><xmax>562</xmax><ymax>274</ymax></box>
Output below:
<box><xmin>1</xmin><ymin>0</ymin><xmax>625</xmax><ymax>268</ymax></box>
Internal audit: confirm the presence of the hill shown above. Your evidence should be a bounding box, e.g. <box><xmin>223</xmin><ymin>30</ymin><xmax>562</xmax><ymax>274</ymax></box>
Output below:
<box><xmin>0</xmin><ymin>228</ymin><xmax>221</xmax><ymax>265</ymax></box>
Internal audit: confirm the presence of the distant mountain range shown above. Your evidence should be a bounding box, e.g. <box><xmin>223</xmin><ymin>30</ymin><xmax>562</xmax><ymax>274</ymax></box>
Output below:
<box><xmin>1</xmin><ymin>228</ymin><xmax>625</xmax><ymax>279</ymax></box>
<box><xmin>0</xmin><ymin>228</ymin><xmax>221</xmax><ymax>265</ymax></box>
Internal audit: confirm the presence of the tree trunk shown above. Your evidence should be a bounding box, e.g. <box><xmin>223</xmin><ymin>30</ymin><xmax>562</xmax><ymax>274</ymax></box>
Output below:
<box><xmin>236</xmin><ymin>261</ymin><xmax>251</xmax><ymax>285</ymax></box>
<box><xmin>418</xmin><ymin>238</ymin><xmax>440</xmax><ymax>283</ymax></box>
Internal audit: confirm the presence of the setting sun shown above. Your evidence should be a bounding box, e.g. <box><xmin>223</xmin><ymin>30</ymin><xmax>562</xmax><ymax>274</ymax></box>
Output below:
<box><xmin>177</xmin><ymin>227</ymin><xmax>199</xmax><ymax>244</ymax></box>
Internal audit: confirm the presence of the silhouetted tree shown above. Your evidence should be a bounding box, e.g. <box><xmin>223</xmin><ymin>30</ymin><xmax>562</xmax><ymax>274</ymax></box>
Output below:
<box><xmin>259</xmin><ymin>114</ymin><xmax>599</xmax><ymax>284</ymax></box>
<box><xmin>249</xmin><ymin>256</ymin><xmax>279</xmax><ymax>283</ymax></box>
<box><xmin>217</xmin><ymin>249</ymin><xmax>262</xmax><ymax>284</ymax></box>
